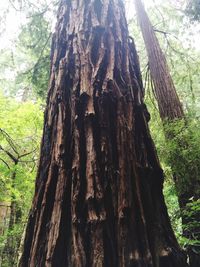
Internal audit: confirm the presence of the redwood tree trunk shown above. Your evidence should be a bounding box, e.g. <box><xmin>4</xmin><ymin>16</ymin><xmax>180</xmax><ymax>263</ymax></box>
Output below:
<box><xmin>19</xmin><ymin>0</ymin><xmax>187</xmax><ymax>266</ymax></box>
<box><xmin>133</xmin><ymin>0</ymin><xmax>184</xmax><ymax>121</ymax></box>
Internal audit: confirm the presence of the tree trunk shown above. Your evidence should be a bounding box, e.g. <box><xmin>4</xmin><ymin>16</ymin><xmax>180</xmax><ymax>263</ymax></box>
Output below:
<box><xmin>19</xmin><ymin>0</ymin><xmax>188</xmax><ymax>266</ymax></box>
<box><xmin>0</xmin><ymin>203</ymin><xmax>10</xmax><ymax>236</ymax></box>
<box><xmin>134</xmin><ymin>0</ymin><xmax>200</xmax><ymax>266</ymax></box>
<box><xmin>2</xmin><ymin>164</ymin><xmax>22</xmax><ymax>266</ymax></box>
<box><xmin>133</xmin><ymin>0</ymin><xmax>184</xmax><ymax>121</ymax></box>
<box><xmin>0</xmin><ymin>202</ymin><xmax>11</xmax><ymax>266</ymax></box>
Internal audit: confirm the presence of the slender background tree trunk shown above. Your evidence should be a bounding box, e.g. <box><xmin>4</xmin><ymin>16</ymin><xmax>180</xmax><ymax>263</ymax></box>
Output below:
<box><xmin>0</xmin><ymin>203</ymin><xmax>11</xmax><ymax>266</ymax></box>
<box><xmin>19</xmin><ymin>0</ymin><xmax>188</xmax><ymax>266</ymax></box>
<box><xmin>133</xmin><ymin>0</ymin><xmax>184</xmax><ymax>120</ymax></box>
<box><xmin>2</xmin><ymin>162</ymin><xmax>22</xmax><ymax>267</ymax></box>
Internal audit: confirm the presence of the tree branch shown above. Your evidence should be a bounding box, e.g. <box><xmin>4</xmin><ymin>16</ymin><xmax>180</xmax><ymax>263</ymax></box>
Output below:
<box><xmin>18</xmin><ymin>148</ymin><xmax>37</xmax><ymax>159</ymax></box>
<box><xmin>0</xmin><ymin>128</ymin><xmax>19</xmax><ymax>156</ymax></box>
<box><xmin>0</xmin><ymin>158</ymin><xmax>10</xmax><ymax>169</ymax></box>
<box><xmin>0</xmin><ymin>145</ymin><xmax>18</xmax><ymax>164</ymax></box>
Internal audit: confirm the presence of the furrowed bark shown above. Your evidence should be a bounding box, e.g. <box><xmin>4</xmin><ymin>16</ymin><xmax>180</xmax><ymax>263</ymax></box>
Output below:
<box><xmin>19</xmin><ymin>0</ymin><xmax>188</xmax><ymax>266</ymax></box>
<box><xmin>133</xmin><ymin>0</ymin><xmax>184</xmax><ymax>121</ymax></box>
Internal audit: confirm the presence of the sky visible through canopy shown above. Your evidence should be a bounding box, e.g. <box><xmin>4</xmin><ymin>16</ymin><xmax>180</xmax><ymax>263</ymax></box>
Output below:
<box><xmin>0</xmin><ymin>0</ymin><xmax>199</xmax><ymax>51</ymax></box>
<box><xmin>0</xmin><ymin>0</ymin><xmax>165</xmax><ymax>49</ymax></box>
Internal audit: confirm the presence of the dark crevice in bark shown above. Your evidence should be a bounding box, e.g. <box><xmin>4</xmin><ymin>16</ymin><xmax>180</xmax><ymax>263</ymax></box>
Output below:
<box><xmin>34</xmin><ymin>163</ymin><xmax>59</xmax><ymax>266</ymax></box>
<box><xmin>94</xmin><ymin>0</ymin><xmax>103</xmax><ymax>22</ymax></box>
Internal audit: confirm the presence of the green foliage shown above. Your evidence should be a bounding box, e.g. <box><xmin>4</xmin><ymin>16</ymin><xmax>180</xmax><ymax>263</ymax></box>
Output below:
<box><xmin>148</xmin><ymin>100</ymin><xmax>200</xmax><ymax>248</ymax></box>
<box><xmin>165</xmin><ymin>117</ymin><xmax>200</xmax><ymax>195</ymax></box>
<box><xmin>0</xmin><ymin>91</ymin><xmax>43</xmax><ymax>265</ymax></box>
<box><xmin>0</xmin><ymin>90</ymin><xmax>43</xmax><ymax>204</ymax></box>
<box><xmin>0</xmin><ymin>0</ymin><xmax>59</xmax><ymax>100</ymax></box>
<box><xmin>163</xmin><ymin>179</ymin><xmax>182</xmax><ymax>238</ymax></box>
<box><xmin>0</xmin><ymin>223</ymin><xmax>22</xmax><ymax>267</ymax></box>
<box><xmin>178</xmin><ymin>199</ymin><xmax>200</xmax><ymax>253</ymax></box>
<box><xmin>0</xmin><ymin>1</ymin><xmax>57</xmax><ymax>263</ymax></box>
<box><xmin>15</xmin><ymin>13</ymin><xmax>51</xmax><ymax>99</ymax></box>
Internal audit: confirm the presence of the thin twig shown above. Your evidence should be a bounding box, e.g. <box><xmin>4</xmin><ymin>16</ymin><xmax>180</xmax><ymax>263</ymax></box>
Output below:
<box><xmin>0</xmin><ymin>158</ymin><xmax>10</xmax><ymax>169</ymax></box>
<box><xmin>18</xmin><ymin>149</ymin><xmax>37</xmax><ymax>159</ymax></box>
<box><xmin>0</xmin><ymin>145</ymin><xmax>18</xmax><ymax>164</ymax></box>
<box><xmin>0</xmin><ymin>128</ymin><xmax>19</xmax><ymax>156</ymax></box>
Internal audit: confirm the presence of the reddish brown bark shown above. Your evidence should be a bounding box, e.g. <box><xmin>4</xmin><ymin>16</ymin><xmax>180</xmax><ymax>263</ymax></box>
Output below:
<box><xmin>134</xmin><ymin>0</ymin><xmax>184</xmax><ymax>121</ymax></box>
<box><xmin>19</xmin><ymin>0</ymin><xmax>187</xmax><ymax>266</ymax></box>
